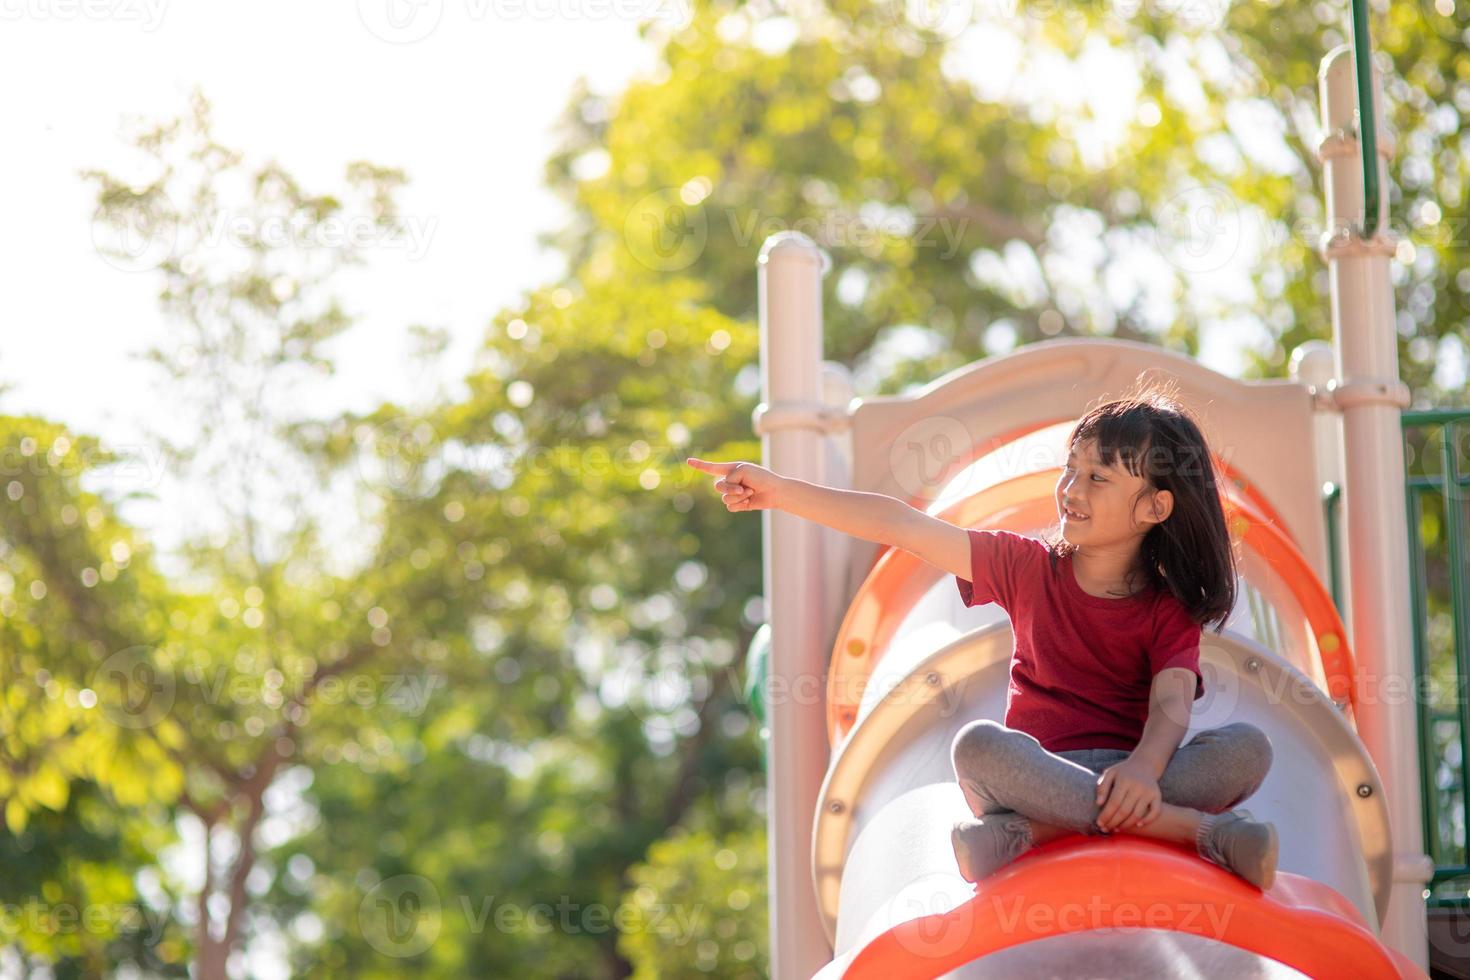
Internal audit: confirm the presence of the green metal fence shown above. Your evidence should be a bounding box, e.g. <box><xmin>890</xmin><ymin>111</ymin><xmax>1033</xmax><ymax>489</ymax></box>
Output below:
<box><xmin>1322</xmin><ymin>481</ymin><xmax>1343</xmax><ymax>614</ymax></box>
<box><xmin>1402</xmin><ymin>409</ymin><xmax>1470</xmax><ymax>905</ymax></box>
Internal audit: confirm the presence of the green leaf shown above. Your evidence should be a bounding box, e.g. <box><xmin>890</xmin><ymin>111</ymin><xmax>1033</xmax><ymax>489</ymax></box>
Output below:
<box><xmin>5</xmin><ymin>796</ymin><xmax>29</xmax><ymax>834</ymax></box>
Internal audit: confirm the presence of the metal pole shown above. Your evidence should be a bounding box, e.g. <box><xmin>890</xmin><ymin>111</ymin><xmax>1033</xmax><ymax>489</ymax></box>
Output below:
<box><xmin>1318</xmin><ymin>45</ymin><xmax>1432</xmax><ymax>968</ymax></box>
<box><xmin>1350</xmin><ymin>0</ymin><xmax>1381</xmax><ymax>237</ymax></box>
<box><xmin>1290</xmin><ymin>340</ymin><xmax>1353</xmax><ymax>632</ymax></box>
<box><xmin>757</xmin><ymin>231</ymin><xmax>833</xmax><ymax>979</ymax></box>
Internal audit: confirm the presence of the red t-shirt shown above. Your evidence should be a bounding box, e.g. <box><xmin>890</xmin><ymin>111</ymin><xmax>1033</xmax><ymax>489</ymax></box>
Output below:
<box><xmin>955</xmin><ymin>529</ymin><xmax>1205</xmax><ymax>753</ymax></box>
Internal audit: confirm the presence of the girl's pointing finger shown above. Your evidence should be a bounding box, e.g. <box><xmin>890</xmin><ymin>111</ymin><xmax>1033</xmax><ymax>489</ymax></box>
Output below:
<box><xmin>686</xmin><ymin>457</ymin><xmax>732</xmax><ymax>475</ymax></box>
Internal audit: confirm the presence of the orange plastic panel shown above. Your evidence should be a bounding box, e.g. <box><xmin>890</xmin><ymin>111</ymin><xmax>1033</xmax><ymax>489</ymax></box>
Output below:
<box><xmin>1220</xmin><ymin>496</ymin><xmax>1356</xmax><ymax>709</ymax></box>
<box><xmin>841</xmin><ymin>836</ymin><xmax>1425</xmax><ymax>979</ymax></box>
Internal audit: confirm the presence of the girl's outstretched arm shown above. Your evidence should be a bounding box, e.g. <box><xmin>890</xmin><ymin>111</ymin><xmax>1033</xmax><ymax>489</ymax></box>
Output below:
<box><xmin>685</xmin><ymin>457</ymin><xmax>971</xmax><ymax>580</ymax></box>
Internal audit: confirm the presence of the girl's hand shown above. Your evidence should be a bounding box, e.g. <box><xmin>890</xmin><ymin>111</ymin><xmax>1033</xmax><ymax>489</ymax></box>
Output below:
<box><xmin>686</xmin><ymin>457</ymin><xmax>784</xmax><ymax>513</ymax></box>
<box><xmin>1094</xmin><ymin>757</ymin><xmax>1163</xmax><ymax>832</ymax></box>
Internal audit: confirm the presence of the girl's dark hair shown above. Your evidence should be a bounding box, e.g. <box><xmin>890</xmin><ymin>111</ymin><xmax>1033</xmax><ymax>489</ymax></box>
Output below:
<box><xmin>1043</xmin><ymin>373</ymin><xmax>1238</xmax><ymax>632</ymax></box>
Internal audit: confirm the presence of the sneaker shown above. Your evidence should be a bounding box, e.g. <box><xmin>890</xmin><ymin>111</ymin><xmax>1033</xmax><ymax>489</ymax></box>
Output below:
<box><xmin>951</xmin><ymin>812</ymin><xmax>1034</xmax><ymax>883</ymax></box>
<box><xmin>1195</xmin><ymin>808</ymin><xmax>1278</xmax><ymax>889</ymax></box>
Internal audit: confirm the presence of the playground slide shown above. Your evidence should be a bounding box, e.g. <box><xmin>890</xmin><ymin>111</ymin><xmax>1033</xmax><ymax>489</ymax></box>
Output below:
<box><xmin>804</xmin><ymin>450</ymin><xmax>1428</xmax><ymax>979</ymax></box>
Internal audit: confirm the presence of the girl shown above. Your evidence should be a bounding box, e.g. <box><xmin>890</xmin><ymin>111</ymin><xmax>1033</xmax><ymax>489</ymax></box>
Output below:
<box><xmin>687</xmin><ymin>377</ymin><xmax>1279</xmax><ymax>889</ymax></box>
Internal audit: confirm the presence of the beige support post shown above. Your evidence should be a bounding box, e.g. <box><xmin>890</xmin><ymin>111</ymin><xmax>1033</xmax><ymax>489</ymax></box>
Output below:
<box><xmin>1290</xmin><ymin>340</ymin><xmax>1354</xmax><ymax>638</ymax></box>
<box><xmin>1318</xmin><ymin>44</ymin><xmax>1432</xmax><ymax>966</ymax></box>
<box><xmin>756</xmin><ymin>231</ymin><xmax>834</xmax><ymax>978</ymax></box>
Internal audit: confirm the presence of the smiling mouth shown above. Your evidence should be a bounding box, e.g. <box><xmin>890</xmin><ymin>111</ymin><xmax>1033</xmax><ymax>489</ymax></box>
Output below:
<box><xmin>1062</xmin><ymin>506</ymin><xmax>1090</xmax><ymax>522</ymax></box>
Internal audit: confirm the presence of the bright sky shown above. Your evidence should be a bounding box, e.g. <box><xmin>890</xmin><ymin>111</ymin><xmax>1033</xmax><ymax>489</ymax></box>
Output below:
<box><xmin>0</xmin><ymin>0</ymin><xmax>659</xmax><ymax>458</ymax></box>
<box><xmin>5</xmin><ymin>4</ymin><xmax>1447</xmax><ymax>557</ymax></box>
<box><xmin>0</xmin><ymin>1</ymin><xmax>668</xmax><ymax>578</ymax></box>
<box><xmin>0</xmin><ymin>3</ymin><xmax>1313</xmax><ymax>553</ymax></box>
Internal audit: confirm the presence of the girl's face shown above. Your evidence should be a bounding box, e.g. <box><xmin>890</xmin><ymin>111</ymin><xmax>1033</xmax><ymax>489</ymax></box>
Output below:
<box><xmin>1056</xmin><ymin>438</ymin><xmax>1172</xmax><ymax>546</ymax></box>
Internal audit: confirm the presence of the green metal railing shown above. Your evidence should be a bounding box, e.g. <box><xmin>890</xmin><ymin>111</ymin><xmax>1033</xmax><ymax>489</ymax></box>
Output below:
<box><xmin>1402</xmin><ymin>410</ymin><xmax>1470</xmax><ymax>905</ymax></box>
<box><xmin>1323</xmin><ymin>481</ymin><xmax>1344</xmax><ymax>614</ymax></box>
<box><xmin>1350</xmin><ymin>0</ymin><xmax>1381</xmax><ymax>237</ymax></box>
<box><xmin>745</xmin><ymin>623</ymin><xmax>771</xmax><ymax>775</ymax></box>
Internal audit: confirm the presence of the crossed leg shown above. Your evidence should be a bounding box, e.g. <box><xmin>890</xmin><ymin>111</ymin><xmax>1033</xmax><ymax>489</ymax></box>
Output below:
<box><xmin>951</xmin><ymin>719</ymin><xmax>1274</xmax><ymax>846</ymax></box>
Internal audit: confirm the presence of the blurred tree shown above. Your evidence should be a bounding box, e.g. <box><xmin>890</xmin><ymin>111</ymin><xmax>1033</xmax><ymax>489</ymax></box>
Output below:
<box><xmin>617</xmin><ymin>827</ymin><xmax>768</xmax><ymax>979</ymax></box>
<box><xmin>1224</xmin><ymin>0</ymin><xmax>1469</xmax><ymax>396</ymax></box>
<box><xmin>20</xmin><ymin>85</ymin><xmax>433</xmax><ymax>979</ymax></box>
<box><xmin>0</xmin><ymin>418</ymin><xmax>189</xmax><ymax>975</ymax></box>
<box><xmin>68</xmin><ymin>84</ymin><xmax>772</xmax><ymax>980</ymax></box>
<box><xmin>269</xmin><ymin>271</ymin><xmax>766</xmax><ymax>976</ymax></box>
<box><xmin>541</xmin><ymin>0</ymin><xmax>1468</xmax><ymax>402</ymax></box>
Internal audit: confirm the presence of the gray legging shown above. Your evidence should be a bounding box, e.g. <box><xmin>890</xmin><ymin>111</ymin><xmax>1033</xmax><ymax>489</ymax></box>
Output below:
<box><xmin>951</xmin><ymin>719</ymin><xmax>1274</xmax><ymax>836</ymax></box>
